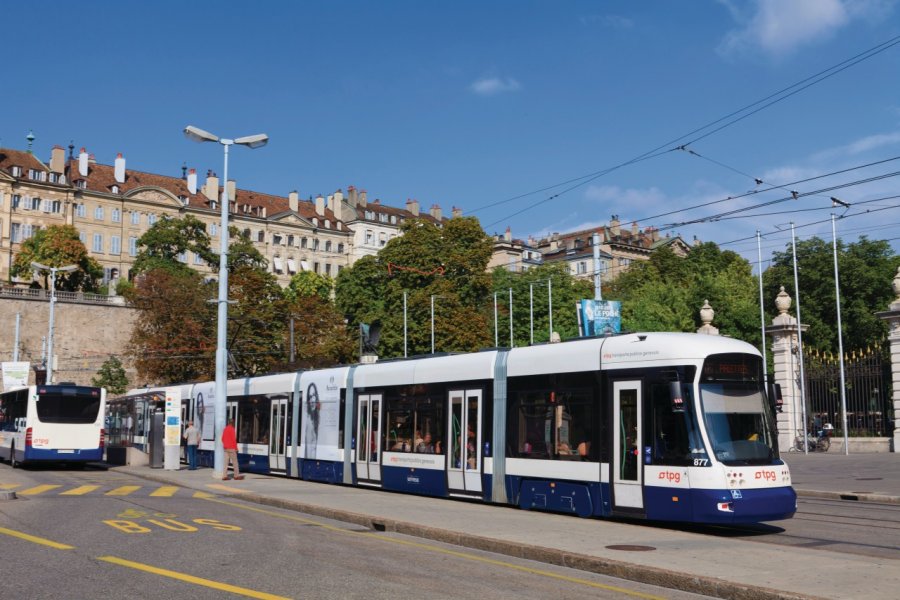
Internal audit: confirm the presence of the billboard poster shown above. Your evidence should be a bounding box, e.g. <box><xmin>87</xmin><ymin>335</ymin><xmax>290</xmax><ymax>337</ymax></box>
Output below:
<box><xmin>2</xmin><ymin>362</ymin><xmax>30</xmax><ymax>391</ymax></box>
<box><xmin>193</xmin><ymin>381</ymin><xmax>217</xmax><ymax>442</ymax></box>
<box><xmin>579</xmin><ymin>299</ymin><xmax>622</xmax><ymax>336</ymax></box>
<box><xmin>299</xmin><ymin>368</ymin><xmax>345</xmax><ymax>461</ymax></box>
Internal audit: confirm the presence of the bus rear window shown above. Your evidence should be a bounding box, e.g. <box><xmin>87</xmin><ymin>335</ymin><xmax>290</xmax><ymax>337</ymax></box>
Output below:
<box><xmin>36</xmin><ymin>393</ymin><xmax>102</xmax><ymax>424</ymax></box>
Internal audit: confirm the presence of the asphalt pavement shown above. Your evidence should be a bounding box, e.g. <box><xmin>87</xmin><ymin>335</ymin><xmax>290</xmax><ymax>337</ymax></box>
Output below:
<box><xmin>114</xmin><ymin>452</ymin><xmax>899</xmax><ymax>600</ymax></box>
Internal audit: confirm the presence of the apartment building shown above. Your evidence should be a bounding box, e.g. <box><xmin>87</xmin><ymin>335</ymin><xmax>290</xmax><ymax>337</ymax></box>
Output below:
<box><xmin>1</xmin><ymin>142</ymin><xmax>447</xmax><ymax>287</ymax></box>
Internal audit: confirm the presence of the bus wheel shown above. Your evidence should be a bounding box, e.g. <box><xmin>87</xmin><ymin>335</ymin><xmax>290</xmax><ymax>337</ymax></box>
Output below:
<box><xmin>9</xmin><ymin>445</ymin><xmax>17</xmax><ymax>468</ymax></box>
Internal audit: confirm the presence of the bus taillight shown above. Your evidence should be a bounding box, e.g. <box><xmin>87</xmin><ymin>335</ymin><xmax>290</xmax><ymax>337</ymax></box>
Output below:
<box><xmin>100</xmin><ymin>428</ymin><xmax>105</xmax><ymax>449</ymax></box>
<box><xmin>25</xmin><ymin>427</ymin><xmax>33</xmax><ymax>448</ymax></box>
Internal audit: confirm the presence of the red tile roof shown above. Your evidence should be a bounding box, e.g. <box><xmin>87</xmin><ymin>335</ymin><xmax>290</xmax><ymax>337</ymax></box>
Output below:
<box><xmin>0</xmin><ymin>148</ymin><xmax>50</xmax><ymax>175</ymax></box>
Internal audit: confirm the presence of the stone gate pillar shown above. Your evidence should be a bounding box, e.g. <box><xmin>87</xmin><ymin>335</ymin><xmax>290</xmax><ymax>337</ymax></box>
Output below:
<box><xmin>876</xmin><ymin>267</ymin><xmax>900</xmax><ymax>453</ymax></box>
<box><xmin>697</xmin><ymin>300</ymin><xmax>719</xmax><ymax>335</ymax></box>
<box><xmin>767</xmin><ymin>286</ymin><xmax>808</xmax><ymax>451</ymax></box>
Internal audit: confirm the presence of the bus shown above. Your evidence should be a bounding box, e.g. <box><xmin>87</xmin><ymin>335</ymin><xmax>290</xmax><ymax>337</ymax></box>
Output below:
<box><xmin>0</xmin><ymin>384</ymin><xmax>106</xmax><ymax>467</ymax></box>
<box><xmin>115</xmin><ymin>332</ymin><xmax>795</xmax><ymax>525</ymax></box>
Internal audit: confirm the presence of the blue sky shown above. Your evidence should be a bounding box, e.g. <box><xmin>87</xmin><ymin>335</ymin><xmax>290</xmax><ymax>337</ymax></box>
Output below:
<box><xmin>5</xmin><ymin>1</ymin><xmax>900</xmax><ymax>272</ymax></box>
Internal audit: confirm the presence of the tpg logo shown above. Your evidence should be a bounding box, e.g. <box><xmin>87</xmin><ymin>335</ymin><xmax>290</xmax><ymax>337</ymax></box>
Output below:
<box><xmin>755</xmin><ymin>470</ymin><xmax>777</xmax><ymax>482</ymax></box>
<box><xmin>658</xmin><ymin>471</ymin><xmax>681</xmax><ymax>484</ymax></box>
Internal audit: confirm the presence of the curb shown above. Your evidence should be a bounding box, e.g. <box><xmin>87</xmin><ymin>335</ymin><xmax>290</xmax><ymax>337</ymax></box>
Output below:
<box><xmin>796</xmin><ymin>488</ymin><xmax>900</xmax><ymax>504</ymax></box>
<box><xmin>126</xmin><ymin>468</ymin><xmax>820</xmax><ymax>600</ymax></box>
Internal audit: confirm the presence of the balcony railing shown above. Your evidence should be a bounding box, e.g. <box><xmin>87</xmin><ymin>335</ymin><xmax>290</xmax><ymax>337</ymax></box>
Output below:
<box><xmin>0</xmin><ymin>285</ymin><xmax>126</xmax><ymax>305</ymax></box>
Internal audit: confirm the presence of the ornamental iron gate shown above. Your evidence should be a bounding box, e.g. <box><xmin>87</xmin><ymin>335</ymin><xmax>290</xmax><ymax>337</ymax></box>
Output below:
<box><xmin>803</xmin><ymin>343</ymin><xmax>894</xmax><ymax>438</ymax></box>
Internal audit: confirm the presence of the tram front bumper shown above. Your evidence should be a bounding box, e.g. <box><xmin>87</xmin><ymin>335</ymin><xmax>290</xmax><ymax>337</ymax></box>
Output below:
<box><xmin>693</xmin><ymin>486</ymin><xmax>797</xmax><ymax>524</ymax></box>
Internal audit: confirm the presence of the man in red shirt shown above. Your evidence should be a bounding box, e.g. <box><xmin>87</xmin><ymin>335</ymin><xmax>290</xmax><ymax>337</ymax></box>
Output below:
<box><xmin>222</xmin><ymin>419</ymin><xmax>243</xmax><ymax>480</ymax></box>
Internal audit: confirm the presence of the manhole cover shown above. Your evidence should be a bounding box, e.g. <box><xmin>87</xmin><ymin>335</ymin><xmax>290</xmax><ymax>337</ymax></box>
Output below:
<box><xmin>855</xmin><ymin>477</ymin><xmax>882</xmax><ymax>481</ymax></box>
<box><xmin>605</xmin><ymin>544</ymin><xmax>656</xmax><ymax>552</ymax></box>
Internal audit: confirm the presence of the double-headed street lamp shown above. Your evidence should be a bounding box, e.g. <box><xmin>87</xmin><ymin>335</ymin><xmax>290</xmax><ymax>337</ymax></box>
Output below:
<box><xmin>31</xmin><ymin>262</ymin><xmax>77</xmax><ymax>384</ymax></box>
<box><xmin>184</xmin><ymin>125</ymin><xmax>268</xmax><ymax>478</ymax></box>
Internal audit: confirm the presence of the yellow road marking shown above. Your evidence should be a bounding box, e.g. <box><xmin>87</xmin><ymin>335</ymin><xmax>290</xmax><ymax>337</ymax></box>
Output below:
<box><xmin>0</xmin><ymin>483</ymin><xmax>21</xmax><ymax>490</ymax></box>
<box><xmin>60</xmin><ymin>485</ymin><xmax>101</xmax><ymax>496</ymax></box>
<box><xmin>193</xmin><ymin>491</ymin><xmax>214</xmax><ymax>499</ymax></box>
<box><xmin>97</xmin><ymin>556</ymin><xmax>291</xmax><ymax>600</ymax></box>
<box><xmin>201</xmin><ymin>496</ymin><xmax>663</xmax><ymax>600</ymax></box>
<box><xmin>149</xmin><ymin>486</ymin><xmax>179</xmax><ymax>497</ymax></box>
<box><xmin>0</xmin><ymin>526</ymin><xmax>74</xmax><ymax>550</ymax></box>
<box><xmin>106</xmin><ymin>485</ymin><xmax>141</xmax><ymax>496</ymax></box>
<box><xmin>18</xmin><ymin>484</ymin><xmax>62</xmax><ymax>495</ymax></box>
<box><xmin>206</xmin><ymin>483</ymin><xmax>251</xmax><ymax>494</ymax></box>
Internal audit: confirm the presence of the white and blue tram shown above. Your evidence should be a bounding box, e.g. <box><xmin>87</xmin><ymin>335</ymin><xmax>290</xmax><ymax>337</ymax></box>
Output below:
<box><xmin>118</xmin><ymin>333</ymin><xmax>796</xmax><ymax>524</ymax></box>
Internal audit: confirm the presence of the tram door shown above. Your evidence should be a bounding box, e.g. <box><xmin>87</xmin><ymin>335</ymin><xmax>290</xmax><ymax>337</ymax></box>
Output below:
<box><xmin>447</xmin><ymin>389</ymin><xmax>482</xmax><ymax>496</ymax></box>
<box><xmin>269</xmin><ymin>398</ymin><xmax>288</xmax><ymax>471</ymax></box>
<box><xmin>355</xmin><ymin>394</ymin><xmax>382</xmax><ymax>484</ymax></box>
<box><xmin>613</xmin><ymin>381</ymin><xmax>644</xmax><ymax>510</ymax></box>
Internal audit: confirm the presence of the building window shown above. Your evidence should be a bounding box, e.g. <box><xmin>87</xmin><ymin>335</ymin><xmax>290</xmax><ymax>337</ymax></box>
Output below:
<box><xmin>325</xmin><ymin>219</ymin><xmax>331</xmax><ymax>229</ymax></box>
<box><xmin>577</xmin><ymin>261</ymin><xmax>587</xmax><ymax>274</ymax></box>
<box><xmin>257</xmin><ymin>231</ymin><xmax>264</xmax><ymax>243</ymax></box>
<box><xmin>390</xmin><ymin>215</ymin><xmax>397</xmax><ymax>224</ymax></box>
<box><xmin>365</xmin><ymin>230</ymin><xmax>374</xmax><ymax>246</ymax></box>
<box><xmin>365</xmin><ymin>210</ymin><xmax>374</xmax><ymax>220</ymax></box>
<box><xmin>312</xmin><ymin>218</ymin><xmax>318</xmax><ymax>228</ymax></box>
<box><xmin>314</xmin><ymin>262</ymin><xmax>320</xmax><ymax>273</ymax></box>
<box><xmin>148</xmin><ymin>214</ymin><xmax>157</xmax><ymax>226</ymax></box>
<box><xmin>10</xmin><ymin>223</ymin><xmax>21</xmax><ymax>243</ymax></box>
<box><xmin>379</xmin><ymin>232</ymin><xmax>386</xmax><ymax>247</ymax></box>
<box><xmin>337</xmin><ymin>243</ymin><xmax>344</xmax><ymax>254</ymax></box>
<box><xmin>209</xmin><ymin>223</ymin><xmax>217</xmax><ymax>236</ymax></box>
<box><xmin>51</xmin><ymin>200</ymin><xmax>61</xmax><ymax>213</ymax></box>
<box><xmin>110</xmin><ymin>185</ymin><xmax>120</xmax><ymax>194</ymax></box>
<box><xmin>194</xmin><ymin>252</ymin><xmax>204</xmax><ymax>265</ymax></box>
<box><xmin>92</xmin><ymin>233</ymin><xmax>104</xmax><ymax>253</ymax></box>
<box><xmin>287</xmin><ymin>234</ymin><xmax>294</xmax><ymax>247</ymax></box>
<box><xmin>325</xmin><ymin>240</ymin><xmax>332</xmax><ymax>252</ymax></box>
<box><xmin>177</xmin><ymin>251</ymin><xmax>187</xmax><ymax>263</ymax></box>
<box><xmin>129</xmin><ymin>237</ymin><xmax>138</xmax><ymax>256</ymax></box>
<box><xmin>273</xmin><ymin>234</ymin><xmax>283</xmax><ymax>246</ymax></box>
<box><xmin>111</xmin><ymin>208</ymin><xmax>121</xmax><ymax>223</ymax></box>
<box><xmin>12</xmin><ymin>195</ymin><xmax>21</xmax><ymax>209</ymax></box>
<box><xmin>75</xmin><ymin>203</ymin><xmax>85</xmax><ymax>218</ymax></box>
<box><xmin>48</xmin><ymin>173</ymin><xmax>60</xmax><ymax>183</ymax></box>
<box><xmin>131</xmin><ymin>211</ymin><xmax>140</xmax><ymax>225</ymax></box>
<box><xmin>80</xmin><ymin>231</ymin><xmax>87</xmax><ymax>245</ymax></box>
<box><xmin>10</xmin><ymin>166</ymin><xmax>22</xmax><ymax>177</ymax></box>
<box><xmin>22</xmin><ymin>224</ymin><xmax>35</xmax><ymax>240</ymax></box>
<box><xmin>111</xmin><ymin>235</ymin><xmax>121</xmax><ymax>255</ymax></box>
<box><xmin>325</xmin><ymin>263</ymin><xmax>331</xmax><ymax>276</ymax></box>
<box><xmin>301</xmin><ymin>237</ymin><xmax>307</xmax><ymax>249</ymax></box>
<box><xmin>313</xmin><ymin>238</ymin><xmax>320</xmax><ymax>251</ymax></box>
<box><xmin>94</xmin><ymin>206</ymin><xmax>104</xmax><ymax>220</ymax></box>
<box><xmin>76</xmin><ymin>179</ymin><xmax>86</xmax><ymax>189</ymax></box>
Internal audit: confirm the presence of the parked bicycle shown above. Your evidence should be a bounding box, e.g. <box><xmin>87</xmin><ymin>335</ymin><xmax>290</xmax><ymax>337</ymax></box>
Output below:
<box><xmin>794</xmin><ymin>423</ymin><xmax>833</xmax><ymax>452</ymax></box>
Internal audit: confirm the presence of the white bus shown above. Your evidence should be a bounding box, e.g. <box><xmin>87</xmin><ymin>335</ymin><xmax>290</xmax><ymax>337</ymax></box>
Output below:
<box><xmin>0</xmin><ymin>384</ymin><xmax>106</xmax><ymax>467</ymax></box>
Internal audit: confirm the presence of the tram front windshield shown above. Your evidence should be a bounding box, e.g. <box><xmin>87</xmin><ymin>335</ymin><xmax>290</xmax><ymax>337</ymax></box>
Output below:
<box><xmin>699</xmin><ymin>354</ymin><xmax>778</xmax><ymax>466</ymax></box>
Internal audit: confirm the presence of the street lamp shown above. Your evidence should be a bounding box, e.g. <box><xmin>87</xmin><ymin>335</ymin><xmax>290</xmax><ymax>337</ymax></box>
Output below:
<box><xmin>31</xmin><ymin>262</ymin><xmax>77</xmax><ymax>384</ymax></box>
<box><xmin>184</xmin><ymin>125</ymin><xmax>268</xmax><ymax>479</ymax></box>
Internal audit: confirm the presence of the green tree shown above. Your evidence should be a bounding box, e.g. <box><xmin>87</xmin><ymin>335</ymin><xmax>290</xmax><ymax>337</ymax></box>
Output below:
<box><xmin>10</xmin><ymin>225</ymin><xmax>103</xmax><ymax>291</ymax></box>
<box><xmin>285</xmin><ymin>271</ymin><xmax>333</xmax><ymax>302</ymax></box>
<box><xmin>125</xmin><ymin>268</ymin><xmax>215</xmax><ymax>384</ymax></box>
<box><xmin>91</xmin><ymin>356</ymin><xmax>129</xmax><ymax>395</ymax></box>
<box><xmin>279</xmin><ymin>295</ymin><xmax>357</xmax><ymax>369</ymax></box>
<box><xmin>227</xmin><ymin>265</ymin><xmax>289</xmax><ymax>376</ymax></box>
<box><xmin>335</xmin><ymin>216</ymin><xmax>494</xmax><ymax>357</ymax></box>
<box><xmin>132</xmin><ymin>215</ymin><xmax>216</xmax><ymax>276</ymax></box>
<box><xmin>763</xmin><ymin>236</ymin><xmax>897</xmax><ymax>352</ymax></box>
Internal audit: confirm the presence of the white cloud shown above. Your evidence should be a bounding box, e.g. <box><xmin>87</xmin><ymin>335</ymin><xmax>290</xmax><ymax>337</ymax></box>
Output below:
<box><xmin>718</xmin><ymin>0</ymin><xmax>850</xmax><ymax>58</ymax></box>
<box><xmin>810</xmin><ymin>130</ymin><xmax>900</xmax><ymax>162</ymax></box>
<box><xmin>470</xmin><ymin>77</ymin><xmax>521</xmax><ymax>96</ymax></box>
<box><xmin>584</xmin><ymin>184</ymin><xmax>667</xmax><ymax>212</ymax></box>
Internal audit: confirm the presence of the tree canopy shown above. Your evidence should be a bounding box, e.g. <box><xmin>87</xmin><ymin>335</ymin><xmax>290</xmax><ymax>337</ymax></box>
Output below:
<box><xmin>10</xmin><ymin>225</ymin><xmax>103</xmax><ymax>291</ymax></box>
<box><xmin>132</xmin><ymin>215</ymin><xmax>217</xmax><ymax>276</ymax></box>
<box><xmin>91</xmin><ymin>356</ymin><xmax>129</xmax><ymax>395</ymax></box>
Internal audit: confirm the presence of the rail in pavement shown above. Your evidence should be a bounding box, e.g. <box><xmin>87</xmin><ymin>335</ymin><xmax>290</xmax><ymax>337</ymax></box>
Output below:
<box><xmin>121</xmin><ymin>463</ymin><xmax>899</xmax><ymax>600</ymax></box>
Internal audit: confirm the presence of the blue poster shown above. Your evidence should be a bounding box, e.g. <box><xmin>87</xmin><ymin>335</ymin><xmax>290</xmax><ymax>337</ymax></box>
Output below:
<box><xmin>580</xmin><ymin>300</ymin><xmax>621</xmax><ymax>336</ymax></box>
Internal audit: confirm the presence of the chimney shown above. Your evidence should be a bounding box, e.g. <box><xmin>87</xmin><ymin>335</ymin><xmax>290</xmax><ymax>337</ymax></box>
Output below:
<box><xmin>430</xmin><ymin>204</ymin><xmax>442</xmax><ymax>221</ymax></box>
<box><xmin>114</xmin><ymin>153</ymin><xmax>126</xmax><ymax>183</ymax></box>
<box><xmin>631</xmin><ymin>221</ymin><xmax>638</xmax><ymax>237</ymax></box>
<box><xmin>226</xmin><ymin>180</ymin><xmax>236</xmax><ymax>202</ymax></box>
<box><xmin>504</xmin><ymin>226</ymin><xmax>511</xmax><ymax>242</ymax></box>
<box><xmin>187</xmin><ymin>168</ymin><xmax>198</xmax><ymax>194</ymax></box>
<box><xmin>452</xmin><ymin>206</ymin><xmax>463</xmax><ymax>218</ymax></box>
<box><xmin>78</xmin><ymin>147</ymin><xmax>89</xmax><ymax>176</ymax></box>
<box><xmin>315</xmin><ymin>194</ymin><xmax>325</xmax><ymax>216</ymax></box>
<box><xmin>359</xmin><ymin>189</ymin><xmax>367</xmax><ymax>207</ymax></box>
<box><xmin>204</xmin><ymin>172</ymin><xmax>219</xmax><ymax>202</ymax></box>
<box><xmin>348</xmin><ymin>186</ymin><xmax>357</xmax><ymax>206</ymax></box>
<box><xmin>289</xmin><ymin>191</ymin><xmax>299</xmax><ymax>212</ymax></box>
<box><xmin>334</xmin><ymin>190</ymin><xmax>344</xmax><ymax>221</ymax></box>
<box><xmin>527</xmin><ymin>235</ymin><xmax>536</xmax><ymax>247</ymax></box>
<box><xmin>610</xmin><ymin>215</ymin><xmax>620</xmax><ymax>237</ymax></box>
<box><xmin>88</xmin><ymin>154</ymin><xmax>97</xmax><ymax>164</ymax></box>
<box><xmin>326</xmin><ymin>193</ymin><xmax>335</xmax><ymax>214</ymax></box>
<box><xmin>406</xmin><ymin>198</ymin><xmax>419</xmax><ymax>216</ymax></box>
<box><xmin>49</xmin><ymin>145</ymin><xmax>65</xmax><ymax>173</ymax></box>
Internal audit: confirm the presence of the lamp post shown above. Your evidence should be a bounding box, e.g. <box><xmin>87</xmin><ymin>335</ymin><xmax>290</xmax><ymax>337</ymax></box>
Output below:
<box><xmin>31</xmin><ymin>262</ymin><xmax>77</xmax><ymax>384</ymax></box>
<box><xmin>184</xmin><ymin>125</ymin><xmax>268</xmax><ymax>479</ymax></box>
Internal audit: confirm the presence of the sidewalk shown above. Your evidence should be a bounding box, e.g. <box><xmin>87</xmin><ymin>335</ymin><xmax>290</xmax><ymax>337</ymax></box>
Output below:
<box><xmin>121</xmin><ymin>453</ymin><xmax>900</xmax><ymax>600</ymax></box>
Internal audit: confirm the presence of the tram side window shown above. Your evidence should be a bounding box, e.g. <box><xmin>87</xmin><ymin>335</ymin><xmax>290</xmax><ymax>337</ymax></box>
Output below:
<box><xmin>238</xmin><ymin>395</ymin><xmax>271</xmax><ymax>444</ymax></box>
<box><xmin>649</xmin><ymin>381</ymin><xmax>704</xmax><ymax>466</ymax></box>
<box><xmin>385</xmin><ymin>396</ymin><xmax>444</xmax><ymax>454</ymax></box>
<box><xmin>386</xmin><ymin>401</ymin><xmax>413</xmax><ymax>451</ymax></box>
<box><xmin>511</xmin><ymin>387</ymin><xmax>594</xmax><ymax>460</ymax></box>
<box><xmin>415</xmin><ymin>398</ymin><xmax>442</xmax><ymax>454</ymax></box>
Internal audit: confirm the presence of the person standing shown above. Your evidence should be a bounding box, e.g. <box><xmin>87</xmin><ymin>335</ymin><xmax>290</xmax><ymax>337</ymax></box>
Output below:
<box><xmin>222</xmin><ymin>419</ymin><xmax>243</xmax><ymax>480</ymax></box>
<box><xmin>183</xmin><ymin>421</ymin><xmax>201</xmax><ymax>470</ymax></box>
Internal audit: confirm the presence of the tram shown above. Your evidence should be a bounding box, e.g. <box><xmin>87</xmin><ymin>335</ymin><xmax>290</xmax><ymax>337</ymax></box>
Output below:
<box><xmin>115</xmin><ymin>332</ymin><xmax>796</xmax><ymax>524</ymax></box>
